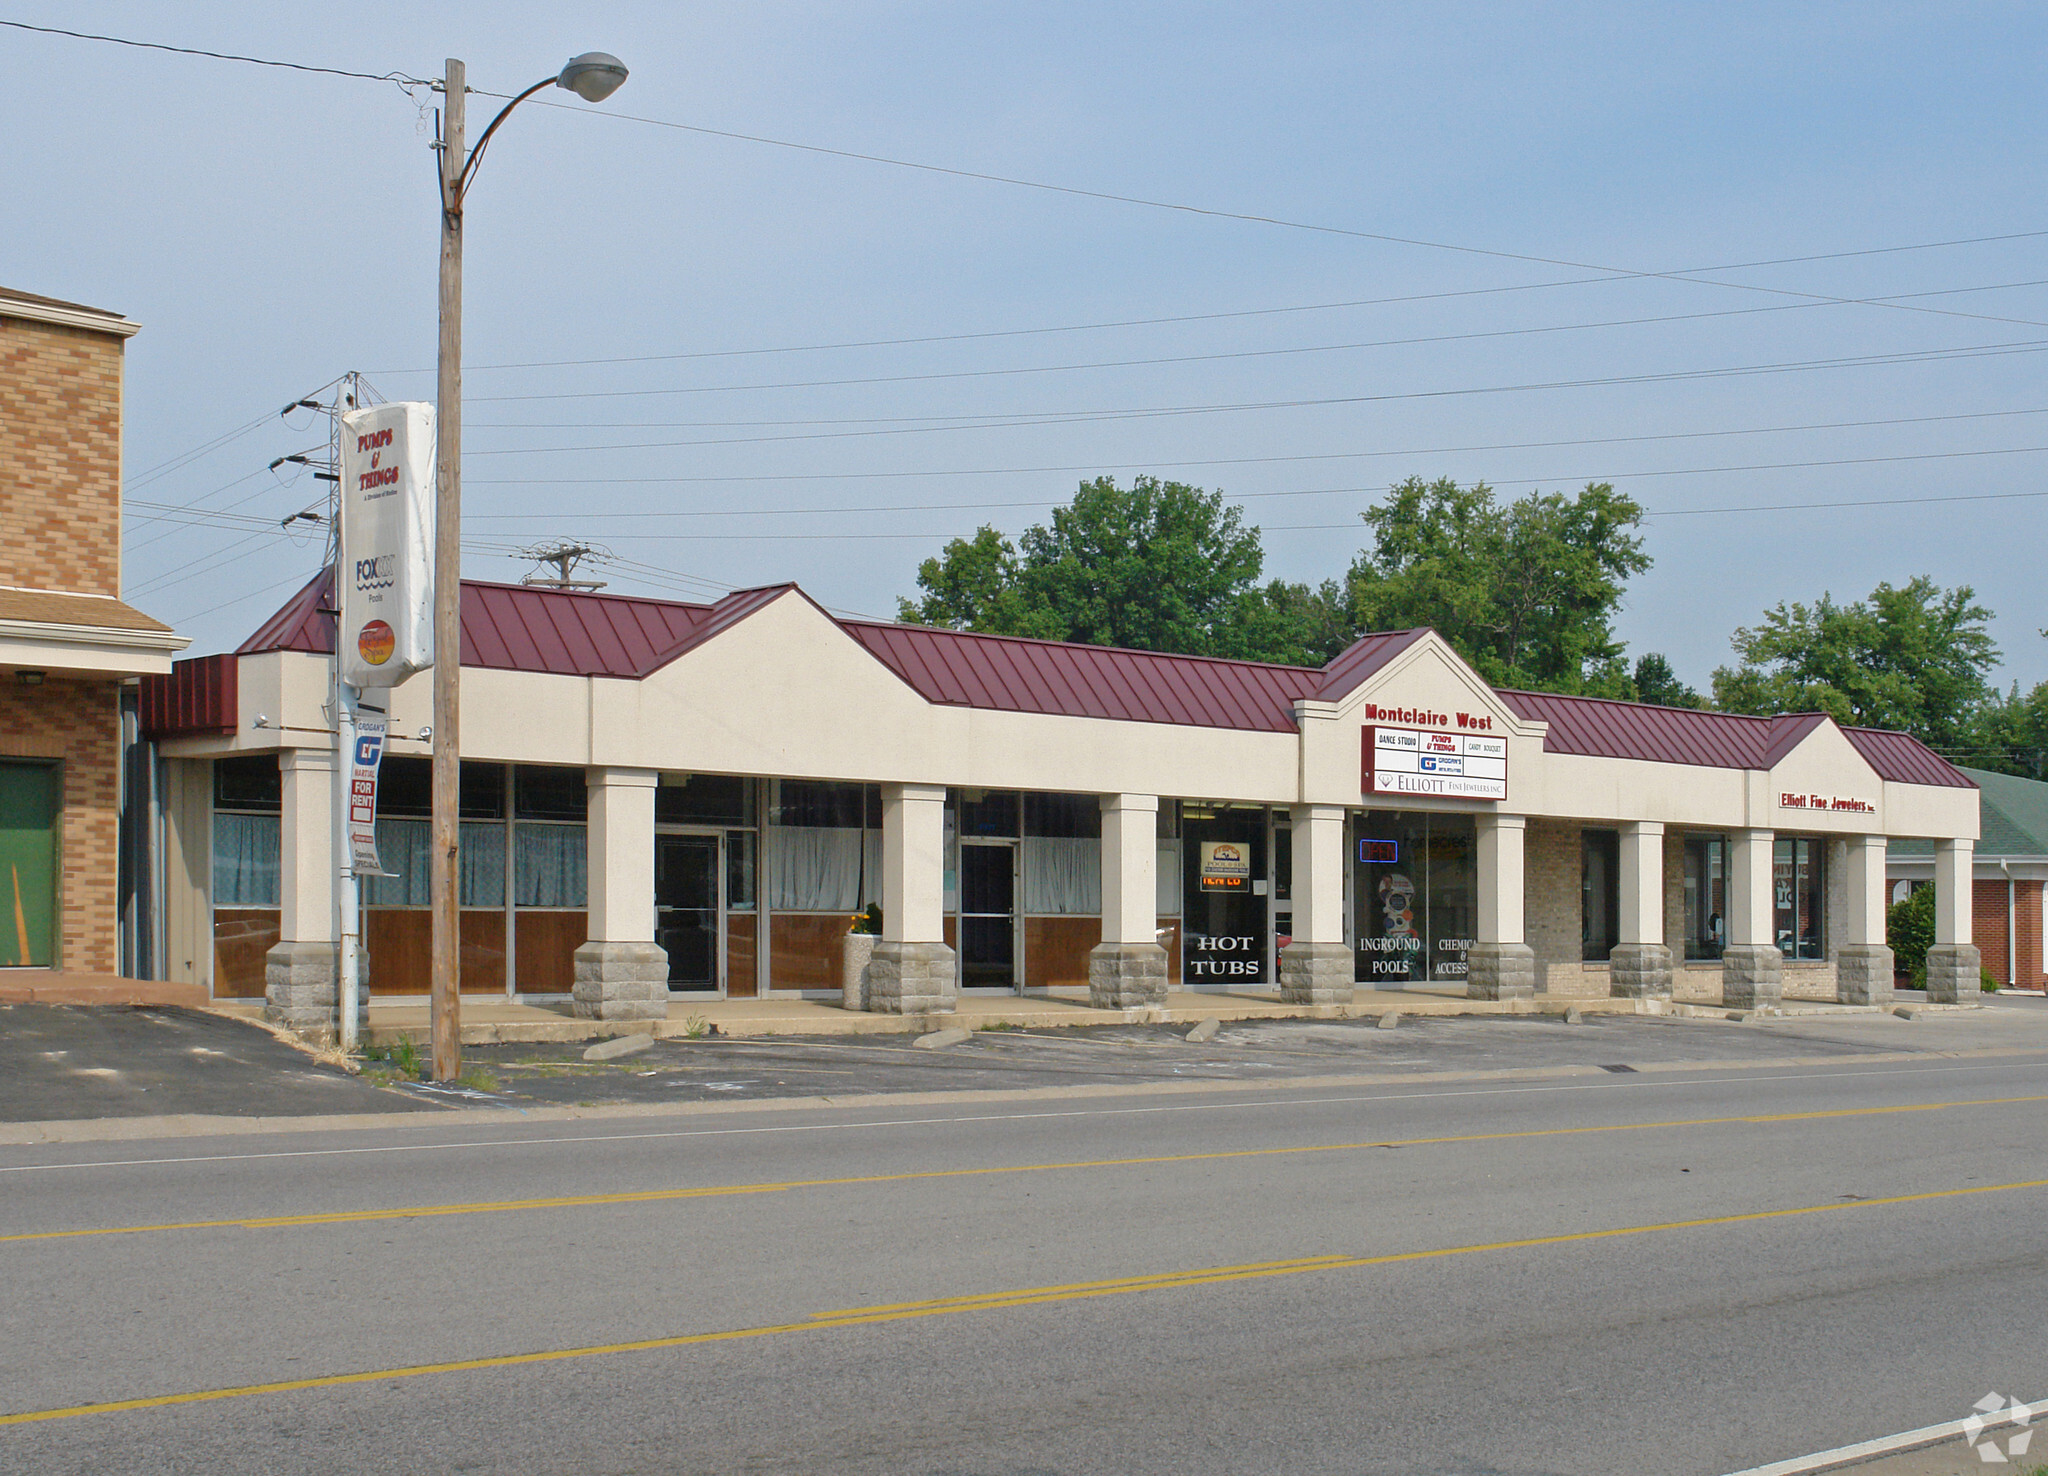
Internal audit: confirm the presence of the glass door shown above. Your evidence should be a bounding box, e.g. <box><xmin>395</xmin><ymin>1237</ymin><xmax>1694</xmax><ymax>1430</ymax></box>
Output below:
<box><xmin>0</xmin><ymin>763</ymin><xmax>56</xmax><ymax>968</ymax></box>
<box><xmin>655</xmin><ymin>833</ymin><xmax>721</xmax><ymax>992</ymax></box>
<box><xmin>957</xmin><ymin>839</ymin><xmax>1017</xmax><ymax>989</ymax></box>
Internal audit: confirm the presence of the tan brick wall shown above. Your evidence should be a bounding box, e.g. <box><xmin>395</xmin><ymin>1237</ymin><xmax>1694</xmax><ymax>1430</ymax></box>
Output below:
<box><xmin>0</xmin><ymin>316</ymin><xmax>123</xmax><ymax>599</ymax></box>
<box><xmin>1526</xmin><ymin>818</ymin><xmax>1595</xmax><ymax>994</ymax></box>
<box><xmin>0</xmin><ymin>679</ymin><xmax>121</xmax><ymax>972</ymax></box>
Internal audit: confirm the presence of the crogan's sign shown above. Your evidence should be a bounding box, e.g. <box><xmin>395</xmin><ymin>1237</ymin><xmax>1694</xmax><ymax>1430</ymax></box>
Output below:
<box><xmin>1363</xmin><ymin>725</ymin><xmax>1508</xmax><ymax>802</ymax></box>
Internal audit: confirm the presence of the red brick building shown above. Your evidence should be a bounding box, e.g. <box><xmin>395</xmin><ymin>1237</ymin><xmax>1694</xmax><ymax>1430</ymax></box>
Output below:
<box><xmin>0</xmin><ymin>288</ymin><xmax>186</xmax><ymax>975</ymax></box>
<box><xmin>1892</xmin><ymin>765</ymin><xmax>2047</xmax><ymax>990</ymax></box>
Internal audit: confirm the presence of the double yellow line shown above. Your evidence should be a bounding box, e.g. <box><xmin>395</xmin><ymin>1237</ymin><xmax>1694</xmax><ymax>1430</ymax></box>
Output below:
<box><xmin>7</xmin><ymin>1173</ymin><xmax>2048</xmax><ymax>1429</ymax></box>
<box><xmin>5</xmin><ymin>1092</ymin><xmax>2045</xmax><ymax>1247</ymax></box>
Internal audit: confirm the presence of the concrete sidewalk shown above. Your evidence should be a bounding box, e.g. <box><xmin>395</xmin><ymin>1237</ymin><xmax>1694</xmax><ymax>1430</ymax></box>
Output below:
<box><xmin>204</xmin><ymin>983</ymin><xmax>1947</xmax><ymax>1046</ymax></box>
<box><xmin>0</xmin><ymin>969</ymin><xmax>207</xmax><ymax>1008</ymax></box>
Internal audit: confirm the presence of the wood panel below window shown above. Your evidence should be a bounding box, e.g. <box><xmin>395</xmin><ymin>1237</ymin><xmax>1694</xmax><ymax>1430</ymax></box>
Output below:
<box><xmin>770</xmin><ymin>913</ymin><xmax>845</xmax><ymax>991</ymax></box>
<box><xmin>726</xmin><ymin>912</ymin><xmax>758</xmax><ymax>998</ymax></box>
<box><xmin>365</xmin><ymin>910</ymin><xmax>506</xmax><ymax>994</ymax></box>
<box><xmin>514</xmin><ymin>910</ymin><xmax>587</xmax><ymax>994</ymax></box>
<box><xmin>211</xmin><ymin>909</ymin><xmax>278</xmax><ymax>998</ymax></box>
<box><xmin>1023</xmin><ymin>915</ymin><xmax>1100</xmax><ymax>988</ymax></box>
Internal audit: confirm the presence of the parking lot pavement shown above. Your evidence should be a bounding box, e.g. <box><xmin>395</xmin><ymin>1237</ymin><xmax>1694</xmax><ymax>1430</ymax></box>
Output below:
<box><xmin>407</xmin><ymin>1003</ymin><xmax>2048</xmax><ymax>1111</ymax></box>
<box><xmin>0</xmin><ymin>1003</ymin><xmax>432</xmax><ymax>1122</ymax></box>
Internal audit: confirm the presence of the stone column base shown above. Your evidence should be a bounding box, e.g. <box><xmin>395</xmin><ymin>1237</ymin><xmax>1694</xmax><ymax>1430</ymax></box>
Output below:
<box><xmin>1278</xmin><ymin>941</ymin><xmax>1354</xmax><ymax>1006</ymax></box>
<box><xmin>1466</xmin><ymin>942</ymin><xmax>1536</xmax><ymax>1000</ymax></box>
<box><xmin>572</xmin><ymin>941</ymin><xmax>670</xmax><ymax>1021</ymax></box>
<box><xmin>1924</xmin><ymin>943</ymin><xmax>1983</xmax><ymax>1003</ymax></box>
<box><xmin>1088</xmin><ymin>941</ymin><xmax>1168</xmax><ymax>1008</ymax></box>
<box><xmin>265</xmin><ymin>940</ymin><xmax>339</xmax><ymax>1041</ymax></box>
<box><xmin>1836</xmin><ymin>944</ymin><xmax>1896</xmax><ymax>1005</ymax></box>
<box><xmin>867</xmin><ymin>940</ymin><xmax>958</xmax><ymax>1014</ymax></box>
<box><xmin>1721</xmin><ymin>944</ymin><xmax>1784</xmax><ymax>1008</ymax></box>
<box><xmin>1609</xmin><ymin>942</ymin><xmax>1674</xmax><ymax>1000</ymax></box>
<box><xmin>841</xmin><ymin>933</ymin><xmax>877</xmax><ymax>1011</ymax></box>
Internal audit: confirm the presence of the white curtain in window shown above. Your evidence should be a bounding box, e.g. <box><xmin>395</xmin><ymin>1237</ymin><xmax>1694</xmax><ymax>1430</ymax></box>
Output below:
<box><xmin>461</xmin><ymin>822</ymin><xmax>506</xmax><ymax>908</ymax></box>
<box><xmin>364</xmin><ymin>818</ymin><xmax>430</xmax><ymax>907</ymax></box>
<box><xmin>1156</xmin><ymin>840</ymin><xmax>1181</xmax><ymax>917</ymax></box>
<box><xmin>212</xmin><ymin>813</ymin><xmax>280</xmax><ymax>907</ymax></box>
<box><xmin>767</xmin><ymin>825</ymin><xmax>870</xmax><ymax>912</ymax></box>
<box><xmin>1022</xmin><ymin>836</ymin><xmax>1100</xmax><ymax>915</ymax></box>
<box><xmin>516</xmin><ymin>823</ymin><xmax>587</xmax><ymax>907</ymax></box>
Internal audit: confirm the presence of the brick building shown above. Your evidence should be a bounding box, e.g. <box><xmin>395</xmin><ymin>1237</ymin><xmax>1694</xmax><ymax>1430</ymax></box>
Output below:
<box><xmin>0</xmin><ymin>287</ymin><xmax>186</xmax><ymax>974</ymax></box>
<box><xmin>1893</xmin><ymin>766</ymin><xmax>2048</xmax><ymax>990</ymax></box>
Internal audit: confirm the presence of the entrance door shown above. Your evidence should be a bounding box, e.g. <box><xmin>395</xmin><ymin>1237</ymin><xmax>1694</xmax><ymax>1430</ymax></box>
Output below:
<box><xmin>0</xmin><ymin>763</ymin><xmax>57</xmax><ymax>968</ymax></box>
<box><xmin>655</xmin><ymin>834</ymin><xmax>720</xmax><ymax>991</ymax></box>
<box><xmin>958</xmin><ymin>840</ymin><xmax>1017</xmax><ymax>989</ymax></box>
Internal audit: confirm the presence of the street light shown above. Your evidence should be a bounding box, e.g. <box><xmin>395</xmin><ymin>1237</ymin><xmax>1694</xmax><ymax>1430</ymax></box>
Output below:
<box><xmin>429</xmin><ymin>53</ymin><xmax>628</xmax><ymax>1082</ymax></box>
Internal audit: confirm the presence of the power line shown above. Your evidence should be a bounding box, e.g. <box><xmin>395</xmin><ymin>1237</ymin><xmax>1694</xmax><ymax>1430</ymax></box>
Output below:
<box><xmin>454</xmin><ymin>338</ymin><xmax>2048</xmax><ymax>449</ymax></box>
<box><xmin>528</xmin><ymin>93</ymin><xmax>2048</xmax><ymax>334</ymax></box>
<box><xmin>465</xmin><ymin>404</ymin><xmax>2048</xmax><ymax>487</ymax></box>
<box><xmin>376</xmin><ymin>232</ymin><xmax>2048</xmax><ymax>375</ymax></box>
<box><xmin>0</xmin><ymin>19</ymin><xmax>429</xmax><ymax>86</ymax></box>
<box><xmin>436</xmin><ymin>278</ymin><xmax>2048</xmax><ymax>410</ymax></box>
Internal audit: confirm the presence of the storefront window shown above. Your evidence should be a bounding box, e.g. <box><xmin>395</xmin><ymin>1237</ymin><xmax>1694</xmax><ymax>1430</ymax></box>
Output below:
<box><xmin>1774</xmin><ymin>837</ymin><xmax>1825</xmax><ymax>960</ymax></box>
<box><xmin>212</xmin><ymin>755</ymin><xmax>279</xmax><ymax>907</ymax></box>
<box><xmin>658</xmin><ymin>773</ymin><xmax>755</xmax><ymax>827</ymax></box>
<box><xmin>1021</xmin><ymin>793</ymin><xmax>1100</xmax><ymax>915</ymax></box>
<box><xmin>726</xmin><ymin>830</ymin><xmax>757</xmax><ymax>912</ymax></box>
<box><xmin>1582</xmin><ymin>829</ymin><xmax>1620</xmax><ymax>962</ymax></box>
<box><xmin>1352</xmin><ymin>811</ymin><xmax>1475</xmax><ymax>985</ymax></box>
<box><xmin>957</xmin><ymin>789</ymin><xmax>1020</xmax><ymax>838</ymax></box>
<box><xmin>1181</xmin><ymin>804</ymin><xmax>1268</xmax><ymax>982</ymax></box>
<box><xmin>1682</xmin><ymin>835</ymin><xmax>1727</xmax><ymax>960</ymax></box>
<box><xmin>767</xmin><ymin>780</ymin><xmax>877</xmax><ymax>912</ymax></box>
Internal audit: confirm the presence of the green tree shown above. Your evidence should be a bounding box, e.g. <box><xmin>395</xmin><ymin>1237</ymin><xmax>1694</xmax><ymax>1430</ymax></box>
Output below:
<box><xmin>1630</xmin><ymin>652</ymin><xmax>1705</xmax><ymax>708</ymax></box>
<box><xmin>1886</xmin><ymin>883</ymin><xmax>1934</xmax><ymax>984</ymax></box>
<box><xmin>1959</xmin><ymin>679</ymin><xmax>2048</xmax><ymax>778</ymax></box>
<box><xmin>898</xmin><ymin>476</ymin><xmax>1331</xmax><ymax>661</ymax></box>
<box><xmin>1342</xmin><ymin>476</ymin><xmax>1651</xmax><ymax>693</ymax></box>
<box><xmin>1709</xmin><ymin>578</ymin><xmax>1999</xmax><ymax>752</ymax></box>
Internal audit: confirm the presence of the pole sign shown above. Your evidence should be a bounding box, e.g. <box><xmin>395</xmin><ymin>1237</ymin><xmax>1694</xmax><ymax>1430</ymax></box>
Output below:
<box><xmin>1363</xmin><ymin>726</ymin><xmax>1508</xmax><ymax>801</ymax></box>
<box><xmin>347</xmin><ymin>713</ymin><xmax>388</xmax><ymax>876</ymax></box>
<box><xmin>338</xmin><ymin>402</ymin><xmax>436</xmax><ymax>690</ymax></box>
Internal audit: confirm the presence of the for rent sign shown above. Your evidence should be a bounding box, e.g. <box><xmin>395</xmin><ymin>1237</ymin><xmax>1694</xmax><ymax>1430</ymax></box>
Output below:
<box><xmin>1363</xmin><ymin>726</ymin><xmax>1508</xmax><ymax>801</ymax></box>
<box><xmin>337</xmin><ymin>402</ymin><xmax>435</xmax><ymax>690</ymax></box>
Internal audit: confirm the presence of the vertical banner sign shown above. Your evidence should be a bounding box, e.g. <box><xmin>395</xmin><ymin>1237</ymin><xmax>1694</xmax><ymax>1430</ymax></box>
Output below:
<box><xmin>338</xmin><ymin>402</ymin><xmax>436</xmax><ymax>690</ymax></box>
<box><xmin>348</xmin><ymin>715</ymin><xmax>387</xmax><ymax>876</ymax></box>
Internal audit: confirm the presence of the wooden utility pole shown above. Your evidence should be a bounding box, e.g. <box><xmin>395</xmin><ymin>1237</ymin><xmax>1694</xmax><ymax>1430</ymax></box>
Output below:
<box><xmin>430</xmin><ymin>58</ymin><xmax>465</xmax><ymax>1083</ymax></box>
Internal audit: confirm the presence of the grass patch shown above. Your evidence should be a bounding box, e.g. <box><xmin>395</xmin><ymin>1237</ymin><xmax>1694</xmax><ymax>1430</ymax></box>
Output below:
<box><xmin>458</xmin><ymin>1067</ymin><xmax>500</xmax><ymax>1093</ymax></box>
<box><xmin>358</xmin><ymin>1035</ymin><xmax>423</xmax><ymax>1081</ymax></box>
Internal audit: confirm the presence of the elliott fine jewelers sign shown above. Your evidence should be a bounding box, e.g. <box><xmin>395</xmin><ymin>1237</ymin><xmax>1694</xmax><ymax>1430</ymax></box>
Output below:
<box><xmin>1363</xmin><ymin>726</ymin><xmax>1508</xmax><ymax>802</ymax></box>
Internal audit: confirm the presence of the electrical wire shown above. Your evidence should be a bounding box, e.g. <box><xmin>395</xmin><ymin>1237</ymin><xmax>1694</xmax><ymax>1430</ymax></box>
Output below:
<box><xmin>0</xmin><ymin>20</ymin><xmax>430</xmax><ymax>86</ymax></box>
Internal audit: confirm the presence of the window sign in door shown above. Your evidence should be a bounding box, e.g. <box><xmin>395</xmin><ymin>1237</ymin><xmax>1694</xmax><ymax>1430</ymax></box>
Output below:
<box><xmin>1352</xmin><ymin>811</ymin><xmax>1475</xmax><ymax>985</ymax></box>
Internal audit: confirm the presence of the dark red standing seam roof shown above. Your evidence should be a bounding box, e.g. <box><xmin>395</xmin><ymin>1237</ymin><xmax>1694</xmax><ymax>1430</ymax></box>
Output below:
<box><xmin>1843</xmin><ymin>727</ymin><xmax>1976</xmax><ymax>788</ymax></box>
<box><xmin>841</xmin><ymin>621</ymin><xmax>1322</xmax><ymax>732</ymax></box>
<box><xmin>230</xmin><ymin>577</ymin><xmax>1977</xmax><ymax>782</ymax></box>
<box><xmin>1313</xmin><ymin>628</ymin><xmax>1432</xmax><ymax>701</ymax></box>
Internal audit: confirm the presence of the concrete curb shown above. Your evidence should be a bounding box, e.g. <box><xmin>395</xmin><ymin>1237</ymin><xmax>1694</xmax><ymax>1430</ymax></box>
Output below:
<box><xmin>1</xmin><ymin>1044</ymin><xmax>2039</xmax><ymax>1148</ymax></box>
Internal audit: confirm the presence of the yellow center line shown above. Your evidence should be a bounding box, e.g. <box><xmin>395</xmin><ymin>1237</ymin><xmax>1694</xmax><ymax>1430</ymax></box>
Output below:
<box><xmin>5</xmin><ymin>1091</ymin><xmax>2044</xmax><ymax>1247</ymax></box>
<box><xmin>6</xmin><ymin>1173</ymin><xmax>2046</xmax><ymax>1429</ymax></box>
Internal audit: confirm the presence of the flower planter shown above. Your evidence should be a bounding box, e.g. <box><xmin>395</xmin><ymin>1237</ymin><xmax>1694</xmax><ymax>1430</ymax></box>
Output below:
<box><xmin>842</xmin><ymin>932</ymin><xmax>877</xmax><ymax>1012</ymax></box>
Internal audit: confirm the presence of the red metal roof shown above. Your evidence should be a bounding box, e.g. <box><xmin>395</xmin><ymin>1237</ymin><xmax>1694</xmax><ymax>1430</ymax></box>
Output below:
<box><xmin>1500</xmin><ymin>689</ymin><xmax>1969</xmax><ymax>787</ymax></box>
<box><xmin>842</xmin><ymin>620</ymin><xmax>1322</xmax><ymax>732</ymax></box>
<box><xmin>232</xmin><ymin>572</ymin><xmax>1972</xmax><ymax>783</ymax></box>
<box><xmin>237</xmin><ymin>568</ymin><xmax>786</xmax><ymax>678</ymax></box>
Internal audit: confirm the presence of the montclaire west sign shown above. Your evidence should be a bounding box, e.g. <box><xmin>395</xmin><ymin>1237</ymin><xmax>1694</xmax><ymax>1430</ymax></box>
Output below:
<box><xmin>1361</xmin><ymin>704</ymin><xmax>1509</xmax><ymax>802</ymax></box>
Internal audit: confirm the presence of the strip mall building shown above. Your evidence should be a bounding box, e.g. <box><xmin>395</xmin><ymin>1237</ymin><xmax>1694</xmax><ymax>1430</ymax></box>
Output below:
<box><xmin>141</xmin><ymin>571</ymin><xmax>1983</xmax><ymax>1031</ymax></box>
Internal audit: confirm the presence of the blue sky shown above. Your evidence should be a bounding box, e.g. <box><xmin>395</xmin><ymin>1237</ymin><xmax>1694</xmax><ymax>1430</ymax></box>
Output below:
<box><xmin>7</xmin><ymin>2</ymin><xmax>2045</xmax><ymax>693</ymax></box>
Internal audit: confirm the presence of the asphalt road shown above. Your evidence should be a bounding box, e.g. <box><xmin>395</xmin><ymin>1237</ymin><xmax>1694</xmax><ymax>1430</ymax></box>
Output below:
<box><xmin>4</xmin><ymin>1015</ymin><xmax>2047</xmax><ymax>1474</ymax></box>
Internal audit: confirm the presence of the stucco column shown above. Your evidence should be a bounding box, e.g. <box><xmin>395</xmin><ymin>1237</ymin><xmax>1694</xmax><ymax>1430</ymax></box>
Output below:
<box><xmin>1610</xmin><ymin>821</ymin><xmax>1672</xmax><ymax>999</ymax></box>
<box><xmin>265</xmin><ymin>747</ymin><xmax>349</xmax><ymax>1039</ymax></box>
<box><xmin>869</xmin><ymin>782</ymin><xmax>956</xmax><ymax>1014</ymax></box>
<box><xmin>1926</xmin><ymin>838</ymin><xmax>1980</xmax><ymax>1003</ymax></box>
<box><xmin>572</xmin><ymin>767</ymin><xmax>668</xmax><ymax>1022</ymax></box>
<box><xmin>1089</xmin><ymin>793</ymin><xmax>1167</xmax><ymax>1007</ymax></box>
<box><xmin>1467</xmin><ymin>813</ymin><xmax>1535</xmax><ymax>1000</ymax></box>
<box><xmin>1836</xmin><ymin>835</ymin><xmax>1894</xmax><ymax>1005</ymax></box>
<box><xmin>1280</xmin><ymin>804</ymin><xmax>1352</xmax><ymax>1006</ymax></box>
<box><xmin>1723</xmin><ymin>828</ymin><xmax>1783</xmax><ymax>1008</ymax></box>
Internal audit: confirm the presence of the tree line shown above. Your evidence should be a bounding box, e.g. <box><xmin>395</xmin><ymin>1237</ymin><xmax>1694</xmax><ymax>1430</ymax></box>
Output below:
<box><xmin>897</xmin><ymin>474</ymin><xmax>2045</xmax><ymax>778</ymax></box>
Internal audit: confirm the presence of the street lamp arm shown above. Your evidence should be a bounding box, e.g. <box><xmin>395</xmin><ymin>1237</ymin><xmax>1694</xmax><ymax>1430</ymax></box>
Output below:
<box><xmin>450</xmin><ymin>75</ymin><xmax>556</xmax><ymax>210</ymax></box>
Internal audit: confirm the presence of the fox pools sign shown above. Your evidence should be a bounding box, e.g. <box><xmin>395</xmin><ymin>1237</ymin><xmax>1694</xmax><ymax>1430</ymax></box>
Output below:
<box><xmin>1363</xmin><ymin>726</ymin><xmax>1508</xmax><ymax>801</ymax></box>
<box><xmin>337</xmin><ymin>402</ymin><xmax>435</xmax><ymax>691</ymax></box>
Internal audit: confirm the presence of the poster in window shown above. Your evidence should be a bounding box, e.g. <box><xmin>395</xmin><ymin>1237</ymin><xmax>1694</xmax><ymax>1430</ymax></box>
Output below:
<box><xmin>1199</xmin><ymin>840</ymin><xmax>1251</xmax><ymax>892</ymax></box>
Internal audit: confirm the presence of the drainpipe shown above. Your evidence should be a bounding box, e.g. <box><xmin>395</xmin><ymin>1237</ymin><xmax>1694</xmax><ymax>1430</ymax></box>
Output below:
<box><xmin>2001</xmin><ymin>859</ymin><xmax>2016</xmax><ymax>989</ymax></box>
